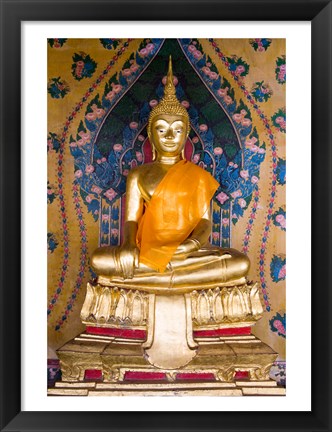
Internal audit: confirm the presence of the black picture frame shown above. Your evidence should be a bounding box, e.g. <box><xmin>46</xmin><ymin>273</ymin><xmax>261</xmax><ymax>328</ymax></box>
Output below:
<box><xmin>0</xmin><ymin>0</ymin><xmax>331</xmax><ymax>431</ymax></box>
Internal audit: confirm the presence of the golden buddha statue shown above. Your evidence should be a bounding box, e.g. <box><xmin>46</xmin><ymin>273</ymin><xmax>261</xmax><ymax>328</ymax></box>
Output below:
<box><xmin>54</xmin><ymin>57</ymin><xmax>281</xmax><ymax>393</ymax></box>
<box><xmin>91</xmin><ymin>56</ymin><xmax>250</xmax><ymax>293</ymax></box>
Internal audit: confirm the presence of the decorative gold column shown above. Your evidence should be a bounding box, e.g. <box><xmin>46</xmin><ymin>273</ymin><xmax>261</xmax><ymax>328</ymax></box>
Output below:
<box><xmin>144</xmin><ymin>294</ymin><xmax>197</xmax><ymax>369</ymax></box>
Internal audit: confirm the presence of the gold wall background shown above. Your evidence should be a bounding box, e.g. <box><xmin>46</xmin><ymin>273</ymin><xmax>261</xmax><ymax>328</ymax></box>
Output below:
<box><xmin>47</xmin><ymin>38</ymin><xmax>286</xmax><ymax>366</ymax></box>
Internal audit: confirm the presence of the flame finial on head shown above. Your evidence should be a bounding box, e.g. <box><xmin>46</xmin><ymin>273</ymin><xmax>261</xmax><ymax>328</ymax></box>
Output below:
<box><xmin>147</xmin><ymin>55</ymin><xmax>190</xmax><ymax>137</ymax></box>
<box><xmin>164</xmin><ymin>55</ymin><xmax>177</xmax><ymax>99</ymax></box>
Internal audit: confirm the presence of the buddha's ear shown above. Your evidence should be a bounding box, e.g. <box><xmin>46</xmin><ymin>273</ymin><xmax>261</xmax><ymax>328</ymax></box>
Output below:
<box><xmin>146</xmin><ymin>125</ymin><xmax>156</xmax><ymax>160</ymax></box>
<box><xmin>151</xmin><ymin>145</ymin><xmax>156</xmax><ymax>161</ymax></box>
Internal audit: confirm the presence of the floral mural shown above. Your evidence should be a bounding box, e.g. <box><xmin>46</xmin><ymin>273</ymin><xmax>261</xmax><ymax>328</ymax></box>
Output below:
<box><xmin>249</xmin><ymin>38</ymin><xmax>272</xmax><ymax>52</ymax></box>
<box><xmin>47</xmin><ymin>77</ymin><xmax>70</xmax><ymax>99</ymax></box>
<box><xmin>71</xmin><ymin>52</ymin><xmax>97</xmax><ymax>81</ymax></box>
<box><xmin>47</xmin><ymin>38</ymin><xmax>286</xmax><ymax>381</ymax></box>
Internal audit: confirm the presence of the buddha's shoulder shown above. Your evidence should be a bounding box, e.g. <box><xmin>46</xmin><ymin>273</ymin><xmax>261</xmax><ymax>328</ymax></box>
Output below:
<box><xmin>185</xmin><ymin>161</ymin><xmax>219</xmax><ymax>188</ymax></box>
<box><xmin>127</xmin><ymin>163</ymin><xmax>156</xmax><ymax>180</ymax></box>
<box><xmin>186</xmin><ymin>161</ymin><xmax>213</xmax><ymax>176</ymax></box>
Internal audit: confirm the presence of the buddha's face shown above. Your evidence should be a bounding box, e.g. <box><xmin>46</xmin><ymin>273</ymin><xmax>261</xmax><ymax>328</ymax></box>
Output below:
<box><xmin>150</xmin><ymin>114</ymin><xmax>188</xmax><ymax>157</ymax></box>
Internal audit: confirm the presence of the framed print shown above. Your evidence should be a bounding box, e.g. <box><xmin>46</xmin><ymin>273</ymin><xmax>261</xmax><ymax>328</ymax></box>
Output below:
<box><xmin>1</xmin><ymin>0</ymin><xmax>331</xmax><ymax>431</ymax></box>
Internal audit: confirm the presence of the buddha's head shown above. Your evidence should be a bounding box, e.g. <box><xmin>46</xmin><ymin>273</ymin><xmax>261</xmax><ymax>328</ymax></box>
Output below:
<box><xmin>147</xmin><ymin>56</ymin><xmax>190</xmax><ymax>159</ymax></box>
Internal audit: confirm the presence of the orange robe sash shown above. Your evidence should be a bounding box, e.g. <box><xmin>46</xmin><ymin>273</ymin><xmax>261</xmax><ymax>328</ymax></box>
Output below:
<box><xmin>136</xmin><ymin>160</ymin><xmax>219</xmax><ymax>272</ymax></box>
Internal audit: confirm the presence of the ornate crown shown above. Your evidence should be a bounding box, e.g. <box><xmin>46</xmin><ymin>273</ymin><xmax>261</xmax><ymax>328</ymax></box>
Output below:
<box><xmin>147</xmin><ymin>56</ymin><xmax>190</xmax><ymax>136</ymax></box>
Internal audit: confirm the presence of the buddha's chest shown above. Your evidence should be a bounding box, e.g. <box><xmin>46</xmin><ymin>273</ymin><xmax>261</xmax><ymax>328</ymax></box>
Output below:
<box><xmin>137</xmin><ymin>165</ymin><xmax>172</xmax><ymax>202</ymax></box>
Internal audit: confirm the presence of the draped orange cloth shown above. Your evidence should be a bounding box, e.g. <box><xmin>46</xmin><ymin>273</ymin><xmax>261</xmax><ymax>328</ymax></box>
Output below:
<box><xmin>136</xmin><ymin>160</ymin><xmax>219</xmax><ymax>272</ymax></box>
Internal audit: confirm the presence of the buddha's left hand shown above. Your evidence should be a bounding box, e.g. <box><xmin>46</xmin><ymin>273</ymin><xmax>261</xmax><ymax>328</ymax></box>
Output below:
<box><xmin>173</xmin><ymin>238</ymin><xmax>200</xmax><ymax>260</ymax></box>
<box><xmin>118</xmin><ymin>243</ymin><xmax>140</xmax><ymax>279</ymax></box>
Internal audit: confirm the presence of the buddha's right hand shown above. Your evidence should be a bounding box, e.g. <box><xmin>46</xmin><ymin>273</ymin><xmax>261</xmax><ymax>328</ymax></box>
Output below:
<box><xmin>118</xmin><ymin>243</ymin><xmax>140</xmax><ymax>279</ymax></box>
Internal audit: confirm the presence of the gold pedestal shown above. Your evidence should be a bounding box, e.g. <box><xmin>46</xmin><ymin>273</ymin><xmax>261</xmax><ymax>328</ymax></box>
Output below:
<box><xmin>54</xmin><ymin>281</ymin><xmax>284</xmax><ymax>396</ymax></box>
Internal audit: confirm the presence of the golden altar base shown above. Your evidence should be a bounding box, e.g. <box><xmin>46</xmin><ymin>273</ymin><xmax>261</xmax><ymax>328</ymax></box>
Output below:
<box><xmin>53</xmin><ymin>280</ymin><xmax>285</xmax><ymax>396</ymax></box>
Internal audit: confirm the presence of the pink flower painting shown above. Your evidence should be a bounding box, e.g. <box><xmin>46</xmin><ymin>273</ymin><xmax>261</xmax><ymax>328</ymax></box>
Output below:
<box><xmin>216</xmin><ymin>192</ymin><xmax>229</xmax><ymax>205</ymax></box>
<box><xmin>104</xmin><ymin>188</ymin><xmax>117</xmax><ymax>201</ymax></box>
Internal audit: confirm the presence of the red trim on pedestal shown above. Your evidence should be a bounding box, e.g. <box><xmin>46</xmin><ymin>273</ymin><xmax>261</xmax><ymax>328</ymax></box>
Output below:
<box><xmin>234</xmin><ymin>371</ymin><xmax>250</xmax><ymax>380</ymax></box>
<box><xmin>84</xmin><ymin>369</ymin><xmax>103</xmax><ymax>380</ymax></box>
<box><xmin>193</xmin><ymin>326</ymin><xmax>251</xmax><ymax>338</ymax></box>
<box><xmin>124</xmin><ymin>371</ymin><xmax>167</xmax><ymax>381</ymax></box>
<box><xmin>47</xmin><ymin>359</ymin><xmax>60</xmax><ymax>367</ymax></box>
<box><xmin>176</xmin><ymin>372</ymin><xmax>215</xmax><ymax>381</ymax></box>
<box><xmin>86</xmin><ymin>326</ymin><xmax>146</xmax><ymax>340</ymax></box>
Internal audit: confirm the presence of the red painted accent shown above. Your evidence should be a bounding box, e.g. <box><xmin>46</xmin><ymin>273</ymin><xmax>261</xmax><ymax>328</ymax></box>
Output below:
<box><xmin>86</xmin><ymin>326</ymin><xmax>146</xmax><ymax>340</ymax></box>
<box><xmin>193</xmin><ymin>327</ymin><xmax>251</xmax><ymax>338</ymax></box>
<box><xmin>84</xmin><ymin>369</ymin><xmax>103</xmax><ymax>380</ymax></box>
<box><xmin>142</xmin><ymin>138</ymin><xmax>153</xmax><ymax>163</ymax></box>
<box><xmin>176</xmin><ymin>373</ymin><xmax>215</xmax><ymax>381</ymax></box>
<box><xmin>184</xmin><ymin>138</ymin><xmax>194</xmax><ymax>161</ymax></box>
<box><xmin>124</xmin><ymin>371</ymin><xmax>167</xmax><ymax>381</ymax></box>
<box><xmin>47</xmin><ymin>359</ymin><xmax>60</xmax><ymax>367</ymax></box>
<box><xmin>234</xmin><ymin>371</ymin><xmax>249</xmax><ymax>380</ymax></box>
